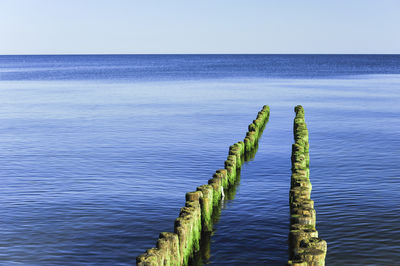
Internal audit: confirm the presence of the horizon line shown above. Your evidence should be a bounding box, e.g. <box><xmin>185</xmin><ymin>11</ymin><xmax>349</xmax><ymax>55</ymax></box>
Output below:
<box><xmin>1</xmin><ymin>53</ymin><xmax>400</xmax><ymax>56</ymax></box>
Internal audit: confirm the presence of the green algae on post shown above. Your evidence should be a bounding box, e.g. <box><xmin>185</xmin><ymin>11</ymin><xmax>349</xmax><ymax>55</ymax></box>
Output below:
<box><xmin>137</xmin><ymin>105</ymin><xmax>270</xmax><ymax>265</ymax></box>
<box><xmin>244</xmin><ymin>105</ymin><xmax>270</xmax><ymax>158</ymax></box>
<box><xmin>196</xmin><ymin>185</ymin><xmax>214</xmax><ymax>232</ymax></box>
<box><xmin>136</xmin><ymin>232</ymin><xmax>181</xmax><ymax>266</ymax></box>
<box><xmin>287</xmin><ymin>105</ymin><xmax>327</xmax><ymax>266</ymax></box>
<box><xmin>174</xmin><ymin>200</ymin><xmax>202</xmax><ymax>265</ymax></box>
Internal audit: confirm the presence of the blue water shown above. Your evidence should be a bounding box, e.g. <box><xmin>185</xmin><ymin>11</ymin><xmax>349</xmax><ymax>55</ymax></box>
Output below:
<box><xmin>0</xmin><ymin>55</ymin><xmax>399</xmax><ymax>265</ymax></box>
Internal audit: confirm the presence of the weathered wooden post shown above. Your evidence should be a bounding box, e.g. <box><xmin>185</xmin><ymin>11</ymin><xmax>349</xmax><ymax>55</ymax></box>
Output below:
<box><xmin>137</xmin><ymin>105</ymin><xmax>270</xmax><ymax>265</ymax></box>
<box><xmin>287</xmin><ymin>105</ymin><xmax>327</xmax><ymax>266</ymax></box>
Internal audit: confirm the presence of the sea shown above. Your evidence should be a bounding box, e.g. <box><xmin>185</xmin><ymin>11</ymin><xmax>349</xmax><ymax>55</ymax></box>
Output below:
<box><xmin>0</xmin><ymin>54</ymin><xmax>399</xmax><ymax>265</ymax></box>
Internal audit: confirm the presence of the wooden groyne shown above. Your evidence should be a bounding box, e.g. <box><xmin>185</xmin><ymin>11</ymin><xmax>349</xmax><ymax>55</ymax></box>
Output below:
<box><xmin>136</xmin><ymin>105</ymin><xmax>270</xmax><ymax>266</ymax></box>
<box><xmin>287</xmin><ymin>105</ymin><xmax>327</xmax><ymax>266</ymax></box>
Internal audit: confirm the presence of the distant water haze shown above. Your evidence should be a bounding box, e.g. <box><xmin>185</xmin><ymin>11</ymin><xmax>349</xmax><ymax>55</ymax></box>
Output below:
<box><xmin>0</xmin><ymin>55</ymin><xmax>399</xmax><ymax>265</ymax></box>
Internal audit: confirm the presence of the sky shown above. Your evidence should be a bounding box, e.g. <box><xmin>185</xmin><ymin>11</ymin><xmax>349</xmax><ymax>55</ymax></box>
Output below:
<box><xmin>0</xmin><ymin>0</ymin><xmax>399</xmax><ymax>54</ymax></box>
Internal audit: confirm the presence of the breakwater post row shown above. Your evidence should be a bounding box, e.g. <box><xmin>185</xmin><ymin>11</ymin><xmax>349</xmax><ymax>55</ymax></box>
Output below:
<box><xmin>136</xmin><ymin>105</ymin><xmax>270</xmax><ymax>266</ymax></box>
<box><xmin>287</xmin><ymin>106</ymin><xmax>327</xmax><ymax>266</ymax></box>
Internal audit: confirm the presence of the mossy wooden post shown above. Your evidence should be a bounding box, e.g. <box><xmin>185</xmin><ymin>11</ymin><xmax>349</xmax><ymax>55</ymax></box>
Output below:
<box><xmin>136</xmin><ymin>232</ymin><xmax>181</xmax><ymax>266</ymax></box>
<box><xmin>137</xmin><ymin>105</ymin><xmax>270</xmax><ymax>265</ymax></box>
<box><xmin>174</xmin><ymin>193</ymin><xmax>202</xmax><ymax>265</ymax></box>
<box><xmin>197</xmin><ymin>185</ymin><xmax>214</xmax><ymax>232</ymax></box>
<box><xmin>287</xmin><ymin>260</ymin><xmax>308</xmax><ymax>266</ymax></box>
<box><xmin>213</xmin><ymin>169</ymin><xmax>228</xmax><ymax>190</ymax></box>
<box><xmin>244</xmin><ymin>105</ymin><xmax>270</xmax><ymax>161</ymax></box>
<box><xmin>156</xmin><ymin>232</ymin><xmax>181</xmax><ymax>265</ymax></box>
<box><xmin>208</xmin><ymin>177</ymin><xmax>222</xmax><ymax>206</ymax></box>
<box><xmin>136</xmin><ymin>248</ymin><xmax>161</xmax><ymax>266</ymax></box>
<box><xmin>229</xmin><ymin>143</ymin><xmax>241</xmax><ymax>168</ymax></box>
<box><xmin>224</xmin><ymin>155</ymin><xmax>237</xmax><ymax>185</ymax></box>
<box><xmin>288</xmin><ymin>105</ymin><xmax>327</xmax><ymax>266</ymax></box>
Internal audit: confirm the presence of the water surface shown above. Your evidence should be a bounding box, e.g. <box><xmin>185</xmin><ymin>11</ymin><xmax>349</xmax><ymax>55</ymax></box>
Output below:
<box><xmin>0</xmin><ymin>55</ymin><xmax>399</xmax><ymax>265</ymax></box>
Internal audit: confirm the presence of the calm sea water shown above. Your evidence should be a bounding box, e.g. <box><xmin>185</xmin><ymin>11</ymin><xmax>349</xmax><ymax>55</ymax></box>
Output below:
<box><xmin>0</xmin><ymin>55</ymin><xmax>399</xmax><ymax>265</ymax></box>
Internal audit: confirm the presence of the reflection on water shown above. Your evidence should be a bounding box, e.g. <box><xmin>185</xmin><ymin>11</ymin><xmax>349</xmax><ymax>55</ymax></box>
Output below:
<box><xmin>190</xmin><ymin>171</ymin><xmax>241</xmax><ymax>265</ymax></box>
<box><xmin>0</xmin><ymin>55</ymin><xmax>399</xmax><ymax>265</ymax></box>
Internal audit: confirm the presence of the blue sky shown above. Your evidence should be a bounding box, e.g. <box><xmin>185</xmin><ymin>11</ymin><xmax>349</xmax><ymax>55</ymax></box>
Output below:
<box><xmin>0</xmin><ymin>0</ymin><xmax>399</xmax><ymax>54</ymax></box>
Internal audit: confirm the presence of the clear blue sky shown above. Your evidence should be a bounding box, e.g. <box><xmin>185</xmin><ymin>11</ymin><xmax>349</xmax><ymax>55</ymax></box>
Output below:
<box><xmin>1</xmin><ymin>0</ymin><xmax>399</xmax><ymax>54</ymax></box>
